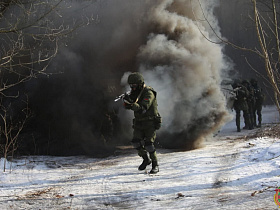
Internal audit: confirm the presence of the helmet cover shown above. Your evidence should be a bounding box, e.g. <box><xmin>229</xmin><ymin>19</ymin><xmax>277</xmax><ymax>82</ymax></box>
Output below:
<box><xmin>127</xmin><ymin>72</ymin><xmax>144</xmax><ymax>84</ymax></box>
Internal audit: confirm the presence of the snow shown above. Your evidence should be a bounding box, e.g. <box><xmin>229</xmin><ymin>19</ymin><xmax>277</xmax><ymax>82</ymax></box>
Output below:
<box><xmin>1</xmin><ymin>106</ymin><xmax>280</xmax><ymax>209</ymax></box>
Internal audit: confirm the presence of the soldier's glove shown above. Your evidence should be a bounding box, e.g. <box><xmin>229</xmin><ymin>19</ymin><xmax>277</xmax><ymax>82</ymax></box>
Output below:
<box><xmin>123</xmin><ymin>93</ymin><xmax>134</xmax><ymax>109</ymax></box>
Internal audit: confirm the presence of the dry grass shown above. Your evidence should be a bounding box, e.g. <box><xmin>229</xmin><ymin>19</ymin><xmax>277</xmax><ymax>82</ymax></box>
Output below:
<box><xmin>246</xmin><ymin>124</ymin><xmax>280</xmax><ymax>140</ymax></box>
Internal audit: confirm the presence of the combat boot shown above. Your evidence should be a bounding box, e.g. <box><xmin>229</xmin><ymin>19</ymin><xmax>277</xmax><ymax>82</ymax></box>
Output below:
<box><xmin>138</xmin><ymin>154</ymin><xmax>151</xmax><ymax>171</ymax></box>
<box><xmin>150</xmin><ymin>161</ymin><xmax>159</xmax><ymax>174</ymax></box>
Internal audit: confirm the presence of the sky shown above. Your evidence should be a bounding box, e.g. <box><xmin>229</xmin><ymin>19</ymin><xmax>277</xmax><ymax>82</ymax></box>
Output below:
<box><xmin>1</xmin><ymin>105</ymin><xmax>280</xmax><ymax>210</ymax></box>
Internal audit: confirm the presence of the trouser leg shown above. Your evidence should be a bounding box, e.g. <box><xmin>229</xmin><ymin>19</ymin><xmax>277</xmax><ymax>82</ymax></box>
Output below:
<box><xmin>257</xmin><ymin>108</ymin><xmax>262</xmax><ymax>126</ymax></box>
<box><xmin>255</xmin><ymin>103</ymin><xmax>262</xmax><ymax>127</ymax></box>
<box><xmin>243</xmin><ymin>111</ymin><xmax>248</xmax><ymax>129</ymax></box>
<box><xmin>243</xmin><ymin>110</ymin><xmax>252</xmax><ymax>129</ymax></box>
<box><xmin>131</xmin><ymin>138</ymin><xmax>151</xmax><ymax>170</ymax></box>
<box><xmin>236</xmin><ymin>110</ymin><xmax>241</xmax><ymax>132</ymax></box>
<box><xmin>149</xmin><ymin>151</ymin><xmax>159</xmax><ymax>174</ymax></box>
<box><xmin>131</xmin><ymin>138</ymin><xmax>146</xmax><ymax>156</ymax></box>
<box><xmin>132</xmin><ymin>122</ymin><xmax>159</xmax><ymax>173</ymax></box>
<box><xmin>144</xmin><ymin>126</ymin><xmax>159</xmax><ymax>174</ymax></box>
<box><xmin>252</xmin><ymin>109</ymin><xmax>257</xmax><ymax>127</ymax></box>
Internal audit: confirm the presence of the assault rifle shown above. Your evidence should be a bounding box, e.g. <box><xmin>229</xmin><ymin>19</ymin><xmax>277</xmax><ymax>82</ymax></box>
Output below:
<box><xmin>222</xmin><ymin>87</ymin><xmax>242</xmax><ymax>101</ymax></box>
<box><xmin>114</xmin><ymin>90</ymin><xmax>131</xmax><ymax>102</ymax></box>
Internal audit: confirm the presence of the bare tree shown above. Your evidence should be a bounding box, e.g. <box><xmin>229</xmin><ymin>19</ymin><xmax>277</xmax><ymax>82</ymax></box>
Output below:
<box><xmin>251</xmin><ymin>0</ymin><xmax>280</xmax><ymax>113</ymax></box>
<box><xmin>0</xmin><ymin>0</ymin><xmax>92</xmax><ymax>163</ymax></box>
<box><xmin>194</xmin><ymin>0</ymin><xmax>280</xmax><ymax>115</ymax></box>
<box><xmin>0</xmin><ymin>95</ymin><xmax>31</xmax><ymax>172</ymax></box>
<box><xmin>0</xmin><ymin>0</ymin><xmax>85</xmax><ymax>93</ymax></box>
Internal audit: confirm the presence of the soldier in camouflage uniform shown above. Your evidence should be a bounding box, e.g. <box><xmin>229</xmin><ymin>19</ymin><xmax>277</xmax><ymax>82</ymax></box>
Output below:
<box><xmin>250</xmin><ymin>79</ymin><xmax>264</xmax><ymax>127</ymax></box>
<box><xmin>232</xmin><ymin>80</ymin><xmax>251</xmax><ymax>132</ymax></box>
<box><xmin>241</xmin><ymin>80</ymin><xmax>255</xmax><ymax>129</ymax></box>
<box><xmin>123</xmin><ymin>72</ymin><xmax>161</xmax><ymax>174</ymax></box>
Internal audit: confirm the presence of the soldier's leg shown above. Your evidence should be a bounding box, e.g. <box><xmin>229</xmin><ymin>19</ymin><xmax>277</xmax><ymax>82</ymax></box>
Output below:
<box><xmin>243</xmin><ymin>109</ymin><xmax>252</xmax><ymax>130</ymax></box>
<box><xmin>243</xmin><ymin>111</ymin><xmax>251</xmax><ymax>129</ymax></box>
<box><xmin>131</xmin><ymin>138</ymin><xmax>146</xmax><ymax>157</ymax></box>
<box><xmin>249</xmin><ymin>104</ymin><xmax>255</xmax><ymax>128</ymax></box>
<box><xmin>144</xmin><ymin>125</ymin><xmax>159</xmax><ymax>174</ymax></box>
<box><xmin>236</xmin><ymin>109</ymin><xmax>241</xmax><ymax>132</ymax></box>
<box><xmin>256</xmin><ymin>104</ymin><xmax>263</xmax><ymax>127</ymax></box>
<box><xmin>253</xmin><ymin>105</ymin><xmax>257</xmax><ymax>127</ymax></box>
<box><xmin>131</xmin><ymin>129</ymin><xmax>151</xmax><ymax>170</ymax></box>
<box><xmin>243</xmin><ymin>111</ymin><xmax>248</xmax><ymax>129</ymax></box>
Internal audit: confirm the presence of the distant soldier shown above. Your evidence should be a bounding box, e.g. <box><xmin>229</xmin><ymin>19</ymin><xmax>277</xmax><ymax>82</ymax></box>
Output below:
<box><xmin>123</xmin><ymin>72</ymin><xmax>161</xmax><ymax>174</ymax></box>
<box><xmin>232</xmin><ymin>80</ymin><xmax>252</xmax><ymax>132</ymax></box>
<box><xmin>250</xmin><ymin>78</ymin><xmax>264</xmax><ymax>127</ymax></box>
<box><xmin>242</xmin><ymin>80</ymin><xmax>255</xmax><ymax>129</ymax></box>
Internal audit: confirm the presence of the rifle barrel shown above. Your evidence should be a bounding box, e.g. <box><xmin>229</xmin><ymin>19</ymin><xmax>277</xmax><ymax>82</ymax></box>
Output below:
<box><xmin>114</xmin><ymin>90</ymin><xmax>131</xmax><ymax>102</ymax></box>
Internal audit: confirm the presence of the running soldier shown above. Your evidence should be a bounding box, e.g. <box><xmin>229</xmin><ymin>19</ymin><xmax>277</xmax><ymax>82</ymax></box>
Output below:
<box><xmin>123</xmin><ymin>72</ymin><xmax>161</xmax><ymax>174</ymax></box>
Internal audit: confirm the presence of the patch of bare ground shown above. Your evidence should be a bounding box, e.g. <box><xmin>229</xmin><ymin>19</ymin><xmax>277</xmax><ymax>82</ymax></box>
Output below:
<box><xmin>246</xmin><ymin>123</ymin><xmax>280</xmax><ymax>140</ymax></box>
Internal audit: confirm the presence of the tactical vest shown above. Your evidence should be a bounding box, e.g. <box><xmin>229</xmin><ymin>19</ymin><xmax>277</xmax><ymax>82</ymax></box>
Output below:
<box><xmin>133</xmin><ymin>86</ymin><xmax>159</xmax><ymax>121</ymax></box>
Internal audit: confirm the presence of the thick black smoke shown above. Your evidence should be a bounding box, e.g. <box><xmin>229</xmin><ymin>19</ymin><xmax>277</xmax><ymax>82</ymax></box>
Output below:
<box><xmin>121</xmin><ymin>0</ymin><xmax>232</xmax><ymax>149</ymax></box>
<box><xmin>22</xmin><ymin>0</ymin><xmax>231</xmax><ymax>156</ymax></box>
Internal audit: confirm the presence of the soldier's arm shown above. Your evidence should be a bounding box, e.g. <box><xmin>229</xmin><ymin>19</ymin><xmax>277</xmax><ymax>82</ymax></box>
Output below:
<box><xmin>131</xmin><ymin>90</ymin><xmax>155</xmax><ymax>112</ymax></box>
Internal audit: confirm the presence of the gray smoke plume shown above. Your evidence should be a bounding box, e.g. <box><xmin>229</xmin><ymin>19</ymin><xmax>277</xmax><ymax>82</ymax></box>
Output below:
<box><xmin>20</xmin><ymin>0</ymin><xmax>232</xmax><ymax>155</ymax></box>
<box><xmin>121</xmin><ymin>0</ymin><xmax>232</xmax><ymax>150</ymax></box>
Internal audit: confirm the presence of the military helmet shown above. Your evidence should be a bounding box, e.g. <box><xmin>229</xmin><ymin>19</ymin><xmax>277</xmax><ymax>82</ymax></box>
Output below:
<box><xmin>127</xmin><ymin>72</ymin><xmax>144</xmax><ymax>84</ymax></box>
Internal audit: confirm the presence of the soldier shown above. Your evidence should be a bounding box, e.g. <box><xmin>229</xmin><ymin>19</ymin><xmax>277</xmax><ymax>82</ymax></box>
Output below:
<box><xmin>250</xmin><ymin>78</ymin><xmax>264</xmax><ymax>127</ymax></box>
<box><xmin>123</xmin><ymin>72</ymin><xmax>161</xmax><ymax>174</ymax></box>
<box><xmin>232</xmin><ymin>80</ymin><xmax>251</xmax><ymax>132</ymax></box>
<box><xmin>241</xmin><ymin>80</ymin><xmax>255</xmax><ymax>129</ymax></box>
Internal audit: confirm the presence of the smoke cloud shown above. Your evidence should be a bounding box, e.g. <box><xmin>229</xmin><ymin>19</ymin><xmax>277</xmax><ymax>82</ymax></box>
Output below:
<box><xmin>22</xmin><ymin>0</ymin><xmax>232</xmax><ymax>155</ymax></box>
<box><xmin>120</xmin><ymin>0</ymin><xmax>232</xmax><ymax>149</ymax></box>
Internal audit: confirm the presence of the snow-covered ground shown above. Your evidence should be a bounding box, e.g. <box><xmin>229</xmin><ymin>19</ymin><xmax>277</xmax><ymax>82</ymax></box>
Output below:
<box><xmin>1</xmin><ymin>106</ymin><xmax>280</xmax><ymax>210</ymax></box>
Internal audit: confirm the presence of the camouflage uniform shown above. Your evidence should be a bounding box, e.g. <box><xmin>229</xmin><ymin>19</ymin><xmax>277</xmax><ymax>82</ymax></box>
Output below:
<box><xmin>250</xmin><ymin>79</ymin><xmax>264</xmax><ymax>127</ymax></box>
<box><xmin>123</xmin><ymin>72</ymin><xmax>161</xmax><ymax>174</ymax></box>
<box><xmin>241</xmin><ymin>80</ymin><xmax>255</xmax><ymax>129</ymax></box>
<box><xmin>232</xmin><ymin>81</ymin><xmax>251</xmax><ymax>132</ymax></box>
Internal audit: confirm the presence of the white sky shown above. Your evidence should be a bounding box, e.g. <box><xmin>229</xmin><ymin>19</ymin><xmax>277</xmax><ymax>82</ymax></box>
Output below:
<box><xmin>1</xmin><ymin>106</ymin><xmax>280</xmax><ymax>209</ymax></box>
